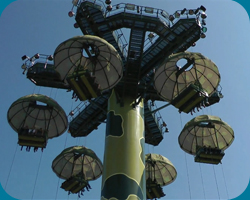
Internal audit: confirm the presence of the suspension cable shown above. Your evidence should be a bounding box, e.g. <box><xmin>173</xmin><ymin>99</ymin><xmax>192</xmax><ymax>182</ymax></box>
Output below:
<box><xmin>184</xmin><ymin>152</ymin><xmax>192</xmax><ymax>199</ymax></box>
<box><xmin>37</xmin><ymin>86</ymin><xmax>41</xmax><ymax>94</ymax></box>
<box><xmin>221</xmin><ymin>164</ymin><xmax>229</xmax><ymax>199</ymax></box>
<box><xmin>49</xmin><ymin>88</ymin><xmax>53</xmax><ymax>97</ymax></box>
<box><xmin>50</xmin><ymin>88</ymin><xmax>61</xmax><ymax>200</ymax></box>
<box><xmin>55</xmin><ymin>177</ymin><xmax>61</xmax><ymax>200</ymax></box>
<box><xmin>213</xmin><ymin>165</ymin><xmax>221</xmax><ymax>199</ymax></box>
<box><xmin>209</xmin><ymin>105</ymin><xmax>213</xmax><ymax>115</ymax></box>
<box><xmin>180</xmin><ymin>113</ymin><xmax>192</xmax><ymax>199</ymax></box>
<box><xmin>54</xmin><ymin>88</ymin><xmax>58</xmax><ymax>100</ymax></box>
<box><xmin>206</xmin><ymin>97</ymin><xmax>221</xmax><ymax>199</ymax></box>
<box><xmin>77</xmin><ymin>137</ymin><xmax>81</xmax><ymax>146</ymax></box>
<box><xmin>31</xmin><ymin>152</ymin><xmax>43</xmax><ymax>199</ymax></box>
<box><xmin>55</xmin><ymin>125</ymin><xmax>69</xmax><ymax>199</ymax></box>
<box><xmin>199</xmin><ymin>163</ymin><xmax>206</xmax><ymax>199</ymax></box>
<box><xmin>4</xmin><ymin>144</ymin><xmax>18</xmax><ymax>190</ymax></box>
<box><xmin>32</xmin><ymin>84</ymin><xmax>36</xmax><ymax>94</ymax></box>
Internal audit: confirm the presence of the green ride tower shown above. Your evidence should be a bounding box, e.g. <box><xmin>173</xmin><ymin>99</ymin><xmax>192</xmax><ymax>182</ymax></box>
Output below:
<box><xmin>101</xmin><ymin>91</ymin><xmax>145</xmax><ymax>199</ymax></box>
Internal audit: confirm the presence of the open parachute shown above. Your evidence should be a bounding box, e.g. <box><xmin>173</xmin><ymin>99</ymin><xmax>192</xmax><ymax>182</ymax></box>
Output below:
<box><xmin>178</xmin><ymin>115</ymin><xmax>234</xmax><ymax>164</ymax></box>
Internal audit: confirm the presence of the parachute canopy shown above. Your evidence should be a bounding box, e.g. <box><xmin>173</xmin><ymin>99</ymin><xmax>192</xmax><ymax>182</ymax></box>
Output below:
<box><xmin>54</xmin><ymin>35</ymin><xmax>123</xmax><ymax>91</ymax></box>
<box><xmin>7</xmin><ymin>94</ymin><xmax>68</xmax><ymax>139</ymax></box>
<box><xmin>154</xmin><ymin>52</ymin><xmax>220</xmax><ymax>102</ymax></box>
<box><xmin>145</xmin><ymin>153</ymin><xmax>177</xmax><ymax>186</ymax></box>
<box><xmin>178</xmin><ymin>115</ymin><xmax>234</xmax><ymax>155</ymax></box>
<box><xmin>52</xmin><ymin>146</ymin><xmax>103</xmax><ymax>180</ymax></box>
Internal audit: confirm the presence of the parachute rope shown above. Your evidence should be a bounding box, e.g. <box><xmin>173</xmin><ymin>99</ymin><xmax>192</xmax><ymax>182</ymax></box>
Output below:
<box><xmin>54</xmin><ymin>88</ymin><xmax>58</xmax><ymax>100</ymax></box>
<box><xmin>199</xmin><ymin>163</ymin><xmax>206</xmax><ymax>199</ymax></box>
<box><xmin>55</xmin><ymin>177</ymin><xmax>61</xmax><ymax>200</ymax></box>
<box><xmin>31</xmin><ymin>152</ymin><xmax>43</xmax><ymax>199</ymax></box>
<box><xmin>180</xmin><ymin>113</ymin><xmax>192</xmax><ymax>199</ymax></box>
<box><xmin>32</xmin><ymin>84</ymin><xmax>36</xmax><ymax>95</ymax></box>
<box><xmin>38</xmin><ymin>86</ymin><xmax>41</xmax><ymax>94</ymax></box>
<box><xmin>4</xmin><ymin>144</ymin><xmax>18</xmax><ymax>190</ymax></box>
<box><xmin>55</xmin><ymin>129</ymin><xmax>69</xmax><ymax>200</ymax></box>
<box><xmin>213</xmin><ymin>165</ymin><xmax>221</xmax><ymax>199</ymax></box>
<box><xmin>49</xmin><ymin>88</ymin><xmax>53</xmax><ymax>97</ymax></box>
<box><xmin>221</xmin><ymin>165</ymin><xmax>229</xmax><ymax>199</ymax></box>
<box><xmin>184</xmin><ymin>151</ymin><xmax>192</xmax><ymax>199</ymax></box>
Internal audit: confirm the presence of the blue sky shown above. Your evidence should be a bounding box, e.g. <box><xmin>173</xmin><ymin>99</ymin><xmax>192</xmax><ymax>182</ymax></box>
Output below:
<box><xmin>0</xmin><ymin>0</ymin><xmax>250</xmax><ymax>199</ymax></box>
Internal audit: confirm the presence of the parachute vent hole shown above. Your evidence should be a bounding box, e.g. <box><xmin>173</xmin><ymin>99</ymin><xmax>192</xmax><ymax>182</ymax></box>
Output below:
<box><xmin>82</xmin><ymin>45</ymin><xmax>99</xmax><ymax>58</ymax></box>
<box><xmin>198</xmin><ymin>122</ymin><xmax>215</xmax><ymax>128</ymax></box>
<box><xmin>176</xmin><ymin>58</ymin><xmax>193</xmax><ymax>71</ymax></box>
<box><xmin>36</xmin><ymin>101</ymin><xmax>48</xmax><ymax>107</ymax></box>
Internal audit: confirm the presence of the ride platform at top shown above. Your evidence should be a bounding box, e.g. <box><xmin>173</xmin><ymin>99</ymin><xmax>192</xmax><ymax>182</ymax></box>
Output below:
<box><xmin>74</xmin><ymin>0</ymin><xmax>205</xmax><ymax>101</ymax></box>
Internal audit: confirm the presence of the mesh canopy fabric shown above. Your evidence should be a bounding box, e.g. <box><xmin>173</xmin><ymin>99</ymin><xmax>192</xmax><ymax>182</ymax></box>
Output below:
<box><xmin>52</xmin><ymin>146</ymin><xmax>103</xmax><ymax>180</ymax></box>
<box><xmin>145</xmin><ymin>153</ymin><xmax>177</xmax><ymax>187</ymax></box>
<box><xmin>7</xmin><ymin>94</ymin><xmax>68</xmax><ymax>139</ymax></box>
<box><xmin>54</xmin><ymin>35</ymin><xmax>123</xmax><ymax>91</ymax></box>
<box><xmin>178</xmin><ymin>115</ymin><xmax>234</xmax><ymax>155</ymax></box>
<box><xmin>154</xmin><ymin>52</ymin><xmax>220</xmax><ymax>102</ymax></box>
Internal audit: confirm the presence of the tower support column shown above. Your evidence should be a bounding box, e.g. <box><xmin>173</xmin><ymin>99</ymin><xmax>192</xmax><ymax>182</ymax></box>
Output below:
<box><xmin>101</xmin><ymin>90</ymin><xmax>146</xmax><ymax>200</ymax></box>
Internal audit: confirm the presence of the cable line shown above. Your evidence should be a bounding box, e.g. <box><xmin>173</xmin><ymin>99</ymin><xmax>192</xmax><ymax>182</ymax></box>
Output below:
<box><xmin>49</xmin><ymin>88</ymin><xmax>53</xmax><ymax>97</ymax></box>
<box><xmin>32</xmin><ymin>84</ymin><xmax>36</xmax><ymax>94</ymax></box>
<box><xmin>54</xmin><ymin>88</ymin><xmax>58</xmax><ymax>99</ymax></box>
<box><xmin>55</xmin><ymin>122</ymin><xmax>69</xmax><ymax>199</ymax></box>
<box><xmin>184</xmin><ymin>153</ymin><xmax>192</xmax><ymax>199</ymax></box>
<box><xmin>4</xmin><ymin>144</ymin><xmax>18</xmax><ymax>190</ymax></box>
<box><xmin>180</xmin><ymin>113</ymin><xmax>192</xmax><ymax>199</ymax></box>
<box><xmin>199</xmin><ymin>163</ymin><xmax>206</xmax><ymax>199</ymax></box>
<box><xmin>31</xmin><ymin>152</ymin><xmax>43</xmax><ymax>199</ymax></box>
<box><xmin>55</xmin><ymin>177</ymin><xmax>61</xmax><ymax>200</ymax></box>
<box><xmin>37</xmin><ymin>86</ymin><xmax>41</xmax><ymax>94</ymax></box>
<box><xmin>221</xmin><ymin>164</ymin><xmax>229</xmax><ymax>199</ymax></box>
<box><xmin>209</xmin><ymin>99</ymin><xmax>221</xmax><ymax>199</ymax></box>
<box><xmin>213</xmin><ymin>165</ymin><xmax>221</xmax><ymax>199</ymax></box>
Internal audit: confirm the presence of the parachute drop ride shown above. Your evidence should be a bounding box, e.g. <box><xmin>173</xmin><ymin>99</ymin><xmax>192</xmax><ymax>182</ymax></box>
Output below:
<box><xmin>53</xmin><ymin>35</ymin><xmax>123</xmax><ymax>101</ymax></box>
<box><xmin>8</xmin><ymin>0</ymin><xmax>233</xmax><ymax>198</ymax></box>
<box><xmin>7</xmin><ymin>94</ymin><xmax>68</xmax><ymax>151</ymax></box>
<box><xmin>178</xmin><ymin>115</ymin><xmax>234</xmax><ymax>164</ymax></box>
<box><xmin>145</xmin><ymin>154</ymin><xmax>177</xmax><ymax>199</ymax></box>
<box><xmin>154</xmin><ymin>52</ymin><xmax>221</xmax><ymax>114</ymax></box>
<box><xmin>52</xmin><ymin>146</ymin><xmax>103</xmax><ymax>197</ymax></box>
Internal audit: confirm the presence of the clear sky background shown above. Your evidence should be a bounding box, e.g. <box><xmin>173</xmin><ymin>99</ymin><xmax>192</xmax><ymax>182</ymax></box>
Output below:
<box><xmin>0</xmin><ymin>0</ymin><xmax>250</xmax><ymax>199</ymax></box>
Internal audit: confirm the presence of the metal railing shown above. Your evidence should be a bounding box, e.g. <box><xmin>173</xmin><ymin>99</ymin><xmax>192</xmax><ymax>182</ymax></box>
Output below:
<box><xmin>73</xmin><ymin>0</ymin><xmax>206</xmax><ymax>60</ymax></box>
<box><xmin>21</xmin><ymin>54</ymin><xmax>54</xmax><ymax>74</ymax></box>
<box><xmin>146</xmin><ymin>100</ymin><xmax>168</xmax><ymax>134</ymax></box>
<box><xmin>75</xmin><ymin>0</ymin><xmax>205</xmax><ymax>28</ymax></box>
<box><xmin>68</xmin><ymin>100</ymin><xmax>90</xmax><ymax>121</ymax></box>
<box><xmin>112</xmin><ymin>29</ymin><xmax>128</xmax><ymax>59</ymax></box>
